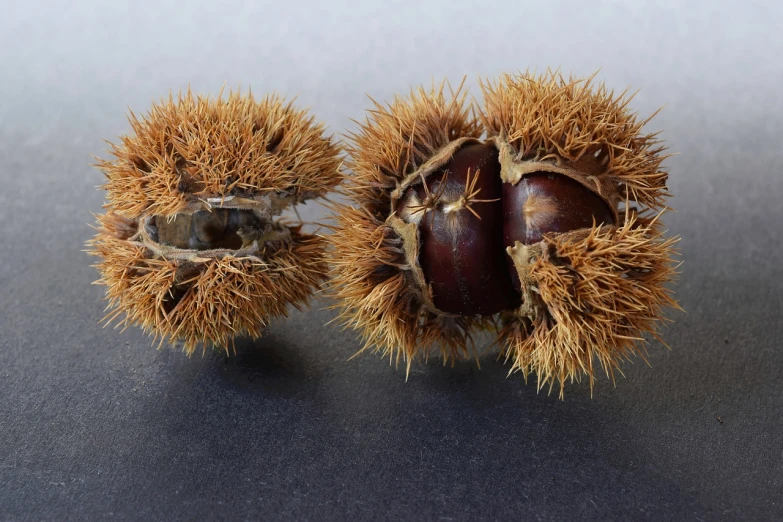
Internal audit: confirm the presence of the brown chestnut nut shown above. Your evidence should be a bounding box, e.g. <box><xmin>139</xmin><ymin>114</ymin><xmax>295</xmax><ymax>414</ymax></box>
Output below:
<box><xmin>502</xmin><ymin>172</ymin><xmax>615</xmax><ymax>246</ymax></box>
<box><xmin>397</xmin><ymin>142</ymin><xmax>520</xmax><ymax>316</ymax></box>
<box><xmin>502</xmin><ymin>172</ymin><xmax>615</xmax><ymax>291</ymax></box>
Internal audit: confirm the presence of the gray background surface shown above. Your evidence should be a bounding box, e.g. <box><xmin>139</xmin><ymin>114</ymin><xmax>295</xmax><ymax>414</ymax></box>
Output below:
<box><xmin>1</xmin><ymin>0</ymin><xmax>781</xmax><ymax>520</ymax></box>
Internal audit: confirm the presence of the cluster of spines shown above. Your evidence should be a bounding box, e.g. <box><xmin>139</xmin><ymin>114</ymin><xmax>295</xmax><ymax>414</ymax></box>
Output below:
<box><xmin>98</xmin><ymin>89</ymin><xmax>342</xmax><ymax>218</ymax></box>
<box><xmin>479</xmin><ymin>71</ymin><xmax>670</xmax><ymax>209</ymax></box>
<box><xmin>90</xmin><ymin>213</ymin><xmax>329</xmax><ymax>355</ymax></box>
<box><xmin>498</xmin><ymin>211</ymin><xmax>681</xmax><ymax>396</ymax></box>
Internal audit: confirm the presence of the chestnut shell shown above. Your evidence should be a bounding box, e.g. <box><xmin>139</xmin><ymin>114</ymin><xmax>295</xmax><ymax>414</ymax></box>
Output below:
<box><xmin>402</xmin><ymin>143</ymin><xmax>521</xmax><ymax>316</ymax></box>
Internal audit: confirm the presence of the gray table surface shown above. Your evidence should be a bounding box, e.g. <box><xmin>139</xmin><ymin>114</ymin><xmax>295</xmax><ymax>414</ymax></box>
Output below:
<box><xmin>1</xmin><ymin>1</ymin><xmax>781</xmax><ymax>520</ymax></box>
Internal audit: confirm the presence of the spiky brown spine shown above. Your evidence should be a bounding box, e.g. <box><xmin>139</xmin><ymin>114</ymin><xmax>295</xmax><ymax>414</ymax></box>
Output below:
<box><xmin>88</xmin><ymin>90</ymin><xmax>342</xmax><ymax>354</ymax></box>
<box><xmin>329</xmin><ymin>72</ymin><xmax>680</xmax><ymax>395</ymax></box>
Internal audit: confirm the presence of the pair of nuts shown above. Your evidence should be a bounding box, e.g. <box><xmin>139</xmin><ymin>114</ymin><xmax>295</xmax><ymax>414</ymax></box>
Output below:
<box><xmin>88</xmin><ymin>72</ymin><xmax>680</xmax><ymax>395</ymax></box>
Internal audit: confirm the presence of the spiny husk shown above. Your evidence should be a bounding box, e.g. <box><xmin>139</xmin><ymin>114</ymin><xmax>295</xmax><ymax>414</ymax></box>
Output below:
<box><xmin>89</xmin><ymin>212</ymin><xmax>328</xmax><ymax>354</ymax></box>
<box><xmin>498</xmin><ymin>211</ymin><xmax>680</xmax><ymax>397</ymax></box>
<box><xmin>90</xmin><ymin>90</ymin><xmax>341</xmax><ymax>352</ymax></box>
<box><xmin>328</xmin><ymin>81</ymin><xmax>491</xmax><ymax>369</ymax></box>
<box><xmin>479</xmin><ymin>70</ymin><xmax>669</xmax><ymax>211</ymax></box>
<box><xmin>98</xmin><ymin>89</ymin><xmax>342</xmax><ymax>218</ymax></box>
<box><xmin>329</xmin><ymin>74</ymin><xmax>679</xmax><ymax>393</ymax></box>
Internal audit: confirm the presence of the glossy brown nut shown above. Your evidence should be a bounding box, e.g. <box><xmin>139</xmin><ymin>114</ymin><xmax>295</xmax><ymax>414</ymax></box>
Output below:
<box><xmin>404</xmin><ymin>142</ymin><xmax>521</xmax><ymax>316</ymax></box>
<box><xmin>502</xmin><ymin>172</ymin><xmax>615</xmax><ymax>289</ymax></box>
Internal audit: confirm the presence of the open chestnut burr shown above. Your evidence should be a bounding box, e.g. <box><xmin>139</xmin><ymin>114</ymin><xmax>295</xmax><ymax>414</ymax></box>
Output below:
<box><xmin>88</xmin><ymin>91</ymin><xmax>342</xmax><ymax>354</ymax></box>
<box><xmin>327</xmin><ymin>71</ymin><xmax>680</xmax><ymax>396</ymax></box>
